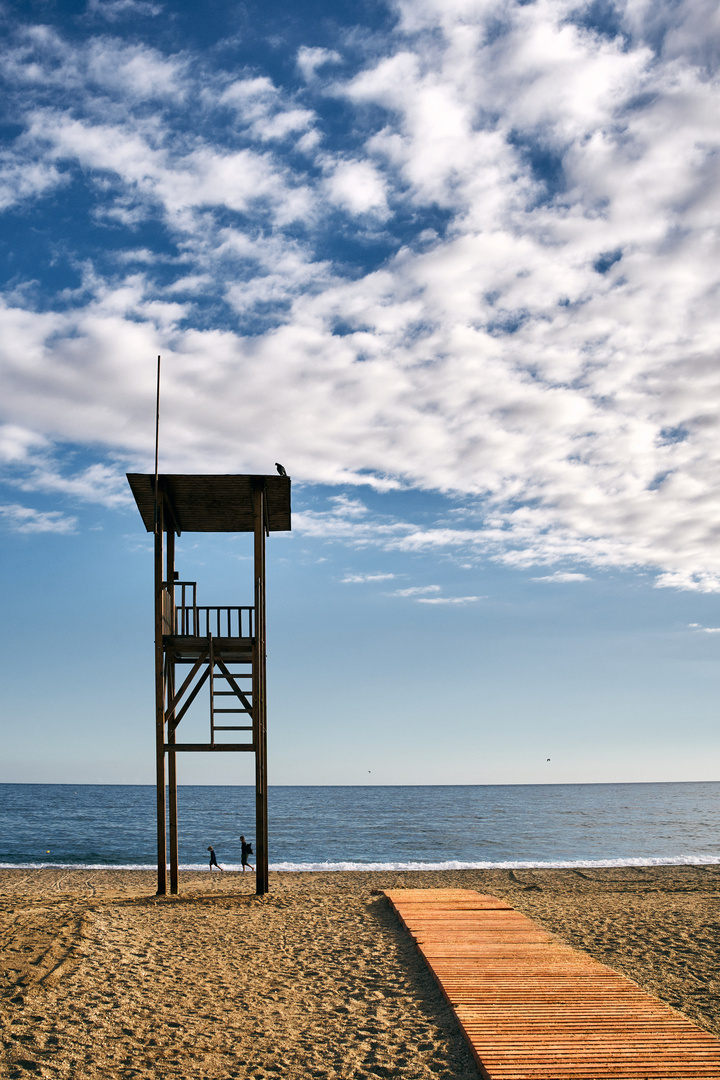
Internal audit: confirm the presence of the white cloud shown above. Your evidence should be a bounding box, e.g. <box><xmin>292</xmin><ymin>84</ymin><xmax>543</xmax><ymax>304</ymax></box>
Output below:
<box><xmin>417</xmin><ymin>595</ymin><xmax>483</xmax><ymax>604</ymax></box>
<box><xmin>655</xmin><ymin>572</ymin><xmax>720</xmax><ymax>593</ymax></box>
<box><xmin>252</xmin><ymin>109</ymin><xmax>315</xmax><ymax>143</ymax></box>
<box><xmin>15</xmin><ymin>461</ymin><xmax>131</xmax><ymax>508</ymax></box>
<box><xmin>85</xmin><ymin>41</ymin><xmax>185</xmax><ymax>101</ymax></box>
<box><xmin>323</xmin><ymin>160</ymin><xmax>389</xmax><ymax>217</ymax></box>
<box><xmin>0</xmin><ymin>425</ymin><xmax>49</xmax><ymax>464</ymax></box>
<box><xmin>0</xmin><ymin>423</ymin><xmax>133</xmax><ymax>509</ymax></box>
<box><xmin>0</xmin><ymin>156</ymin><xmax>67</xmax><ymax>211</ymax></box>
<box><xmin>392</xmin><ymin>584</ymin><xmax>441</xmax><ymax>596</ymax></box>
<box><xmin>533</xmin><ymin>572</ymin><xmax>590</xmax><ymax>583</ymax></box>
<box><xmin>1</xmin><ymin>4</ymin><xmax>720</xmax><ymax>588</ymax></box>
<box><xmin>296</xmin><ymin>46</ymin><xmax>342</xmax><ymax>82</ymax></box>
<box><xmin>28</xmin><ymin>112</ymin><xmax>309</xmax><ymax>225</ymax></box>
<box><xmin>219</xmin><ymin>77</ymin><xmax>279</xmax><ymax>111</ymax></box>
<box><xmin>293</xmin><ymin>496</ymin><xmax>407</xmax><ymax>541</ymax></box>
<box><xmin>87</xmin><ymin>0</ymin><xmax>162</xmax><ymax>20</ymax></box>
<box><xmin>0</xmin><ymin>503</ymin><xmax>77</xmax><ymax>534</ymax></box>
<box><xmin>342</xmin><ymin>572</ymin><xmax>396</xmax><ymax>583</ymax></box>
<box><xmin>688</xmin><ymin>622</ymin><xmax>720</xmax><ymax>633</ymax></box>
<box><xmin>219</xmin><ymin>78</ymin><xmax>316</xmax><ymax>143</ymax></box>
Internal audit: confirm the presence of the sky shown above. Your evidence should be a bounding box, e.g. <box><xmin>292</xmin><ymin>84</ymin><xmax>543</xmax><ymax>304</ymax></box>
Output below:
<box><xmin>0</xmin><ymin>0</ymin><xmax>719</xmax><ymax>786</ymax></box>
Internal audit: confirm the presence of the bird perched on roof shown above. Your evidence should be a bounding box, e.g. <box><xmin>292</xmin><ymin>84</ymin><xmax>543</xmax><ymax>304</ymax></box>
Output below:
<box><xmin>275</xmin><ymin>462</ymin><xmax>287</xmax><ymax>475</ymax></box>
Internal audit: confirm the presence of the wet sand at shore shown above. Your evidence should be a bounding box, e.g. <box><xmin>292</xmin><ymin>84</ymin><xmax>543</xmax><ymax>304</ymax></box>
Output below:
<box><xmin>1</xmin><ymin>865</ymin><xmax>719</xmax><ymax>1078</ymax></box>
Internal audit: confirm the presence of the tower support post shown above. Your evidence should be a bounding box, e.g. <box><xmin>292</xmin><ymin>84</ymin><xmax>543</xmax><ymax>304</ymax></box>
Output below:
<box><xmin>166</xmin><ymin>525</ymin><xmax>179</xmax><ymax>895</ymax></box>
<box><xmin>154</xmin><ymin>496</ymin><xmax>167</xmax><ymax>896</ymax></box>
<box><xmin>253</xmin><ymin>481</ymin><xmax>268</xmax><ymax>895</ymax></box>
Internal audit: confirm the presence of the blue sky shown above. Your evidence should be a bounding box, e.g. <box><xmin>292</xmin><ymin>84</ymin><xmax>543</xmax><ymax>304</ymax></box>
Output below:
<box><xmin>1</xmin><ymin>0</ymin><xmax>719</xmax><ymax>785</ymax></box>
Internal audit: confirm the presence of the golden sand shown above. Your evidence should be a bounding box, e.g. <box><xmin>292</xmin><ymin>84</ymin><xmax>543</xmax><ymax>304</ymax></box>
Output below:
<box><xmin>1</xmin><ymin>865</ymin><xmax>719</xmax><ymax>1078</ymax></box>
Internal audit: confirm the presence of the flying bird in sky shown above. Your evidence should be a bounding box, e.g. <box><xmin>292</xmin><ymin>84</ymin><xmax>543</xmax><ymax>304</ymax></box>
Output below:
<box><xmin>275</xmin><ymin>463</ymin><xmax>287</xmax><ymax>475</ymax></box>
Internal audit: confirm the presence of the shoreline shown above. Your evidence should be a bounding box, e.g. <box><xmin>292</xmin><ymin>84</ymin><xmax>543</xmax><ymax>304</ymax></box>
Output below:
<box><xmin>2</xmin><ymin>865</ymin><xmax>719</xmax><ymax>1077</ymax></box>
<box><xmin>2</xmin><ymin>855</ymin><xmax>719</xmax><ymax>871</ymax></box>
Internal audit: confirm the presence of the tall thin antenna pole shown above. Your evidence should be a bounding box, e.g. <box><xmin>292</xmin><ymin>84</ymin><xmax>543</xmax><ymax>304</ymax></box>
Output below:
<box><xmin>152</xmin><ymin>352</ymin><xmax>166</xmax><ymax>895</ymax></box>
<box><xmin>153</xmin><ymin>354</ymin><xmax>161</xmax><ymax>536</ymax></box>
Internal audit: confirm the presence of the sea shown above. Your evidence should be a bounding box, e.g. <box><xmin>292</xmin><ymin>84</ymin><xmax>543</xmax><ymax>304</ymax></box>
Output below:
<box><xmin>0</xmin><ymin>782</ymin><xmax>718</xmax><ymax>873</ymax></box>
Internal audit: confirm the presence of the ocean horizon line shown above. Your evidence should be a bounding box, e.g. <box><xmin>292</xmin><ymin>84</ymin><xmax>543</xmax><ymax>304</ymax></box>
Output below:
<box><xmin>2</xmin><ymin>780</ymin><xmax>719</xmax><ymax>789</ymax></box>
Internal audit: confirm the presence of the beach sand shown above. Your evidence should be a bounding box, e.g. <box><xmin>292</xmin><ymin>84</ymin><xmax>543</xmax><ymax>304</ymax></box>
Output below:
<box><xmin>1</xmin><ymin>865</ymin><xmax>719</xmax><ymax>1078</ymax></box>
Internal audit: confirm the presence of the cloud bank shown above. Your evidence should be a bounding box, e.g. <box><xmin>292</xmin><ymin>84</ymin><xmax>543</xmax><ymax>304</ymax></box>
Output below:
<box><xmin>0</xmin><ymin>1</ymin><xmax>719</xmax><ymax>586</ymax></box>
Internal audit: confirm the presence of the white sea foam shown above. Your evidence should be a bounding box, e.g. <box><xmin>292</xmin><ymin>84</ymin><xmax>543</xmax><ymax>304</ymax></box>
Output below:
<box><xmin>2</xmin><ymin>855</ymin><xmax>720</xmax><ymax>872</ymax></box>
<box><xmin>268</xmin><ymin>856</ymin><xmax>720</xmax><ymax>872</ymax></box>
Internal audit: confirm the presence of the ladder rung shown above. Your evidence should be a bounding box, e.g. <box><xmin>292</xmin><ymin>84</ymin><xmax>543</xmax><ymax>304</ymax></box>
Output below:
<box><xmin>213</xmin><ymin>691</ymin><xmax>249</xmax><ymax>696</ymax></box>
<box><xmin>212</xmin><ymin>725</ymin><xmax>253</xmax><ymax>731</ymax></box>
<box><xmin>212</xmin><ymin>708</ymin><xmax>249</xmax><ymax>713</ymax></box>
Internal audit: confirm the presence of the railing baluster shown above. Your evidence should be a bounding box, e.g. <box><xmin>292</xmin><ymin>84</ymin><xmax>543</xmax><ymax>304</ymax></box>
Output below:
<box><xmin>170</xmin><ymin>600</ymin><xmax>255</xmax><ymax>638</ymax></box>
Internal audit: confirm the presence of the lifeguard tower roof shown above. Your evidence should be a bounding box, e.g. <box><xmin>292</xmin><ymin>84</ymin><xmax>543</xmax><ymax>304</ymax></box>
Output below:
<box><xmin>127</xmin><ymin>473</ymin><xmax>291</xmax><ymax>534</ymax></box>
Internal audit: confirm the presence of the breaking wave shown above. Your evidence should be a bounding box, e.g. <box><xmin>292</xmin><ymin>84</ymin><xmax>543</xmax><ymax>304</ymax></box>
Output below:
<box><xmin>2</xmin><ymin>855</ymin><xmax>720</xmax><ymax>871</ymax></box>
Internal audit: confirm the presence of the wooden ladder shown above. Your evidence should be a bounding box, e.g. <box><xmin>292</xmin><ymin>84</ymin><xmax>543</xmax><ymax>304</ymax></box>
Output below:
<box><xmin>208</xmin><ymin>634</ymin><xmax>253</xmax><ymax>746</ymax></box>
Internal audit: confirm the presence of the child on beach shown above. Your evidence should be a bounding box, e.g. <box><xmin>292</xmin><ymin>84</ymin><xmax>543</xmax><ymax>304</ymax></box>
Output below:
<box><xmin>207</xmin><ymin>846</ymin><xmax>224</xmax><ymax>871</ymax></box>
<box><xmin>240</xmin><ymin>836</ymin><xmax>254</xmax><ymax>871</ymax></box>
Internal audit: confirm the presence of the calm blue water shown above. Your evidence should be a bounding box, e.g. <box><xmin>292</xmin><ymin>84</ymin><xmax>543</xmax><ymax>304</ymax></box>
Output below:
<box><xmin>0</xmin><ymin>783</ymin><xmax>718</xmax><ymax>871</ymax></box>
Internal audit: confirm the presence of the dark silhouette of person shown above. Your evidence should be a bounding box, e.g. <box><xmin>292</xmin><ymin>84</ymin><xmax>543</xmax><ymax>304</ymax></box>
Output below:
<box><xmin>207</xmin><ymin>845</ymin><xmax>224</xmax><ymax>871</ymax></box>
<box><xmin>240</xmin><ymin>835</ymin><xmax>254</xmax><ymax>871</ymax></box>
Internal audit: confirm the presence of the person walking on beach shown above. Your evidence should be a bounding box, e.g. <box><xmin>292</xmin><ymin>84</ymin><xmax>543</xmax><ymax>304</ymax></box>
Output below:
<box><xmin>207</xmin><ymin>845</ymin><xmax>224</xmax><ymax>871</ymax></box>
<box><xmin>240</xmin><ymin>835</ymin><xmax>254</xmax><ymax>872</ymax></box>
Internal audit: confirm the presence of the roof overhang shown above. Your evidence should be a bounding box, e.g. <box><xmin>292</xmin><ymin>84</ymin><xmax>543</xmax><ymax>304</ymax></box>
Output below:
<box><xmin>126</xmin><ymin>473</ymin><xmax>291</xmax><ymax>534</ymax></box>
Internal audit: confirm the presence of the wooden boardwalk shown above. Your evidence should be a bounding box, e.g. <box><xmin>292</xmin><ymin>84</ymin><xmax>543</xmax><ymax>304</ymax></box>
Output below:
<box><xmin>383</xmin><ymin>888</ymin><xmax>720</xmax><ymax>1079</ymax></box>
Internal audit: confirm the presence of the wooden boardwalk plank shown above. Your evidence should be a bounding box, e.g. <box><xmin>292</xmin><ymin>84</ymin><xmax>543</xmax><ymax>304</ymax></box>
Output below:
<box><xmin>384</xmin><ymin>888</ymin><xmax>720</xmax><ymax>1080</ymax></box>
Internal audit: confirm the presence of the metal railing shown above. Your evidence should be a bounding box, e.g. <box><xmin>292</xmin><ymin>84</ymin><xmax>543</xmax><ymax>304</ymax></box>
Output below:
<box><xmin>163</xmin><ymin>581</ymin><xmax>254</xmax><ymax>638</ymax></box>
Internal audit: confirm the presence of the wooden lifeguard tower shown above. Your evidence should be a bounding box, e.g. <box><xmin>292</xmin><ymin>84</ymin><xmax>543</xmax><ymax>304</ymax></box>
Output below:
<box><xmin>127</xmin><ymin>472</ymin><xmax>291</xmax><ymax>896</ymax></box>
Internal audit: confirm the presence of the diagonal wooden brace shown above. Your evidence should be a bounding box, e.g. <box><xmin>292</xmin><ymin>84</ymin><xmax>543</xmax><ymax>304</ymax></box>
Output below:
<box><xmin>166</xmin><ymin>647</ymin><xmax>209</xmax><ymax>721</ymax></box>
<box><xmin>168</xmin><ymin>666</ymin><xmax>210</xmax><ymax>731</ymax></box>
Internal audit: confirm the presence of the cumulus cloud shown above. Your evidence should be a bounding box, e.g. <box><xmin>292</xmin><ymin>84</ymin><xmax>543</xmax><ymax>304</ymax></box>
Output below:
<box><xmin>1</xmin><ymin>2</ymin><xmax>720</xmax><ymax>586</ymax></box>
<box><xmin>655</xmin><ymin>572</ymin><xmax>720</xmax><ymax>593</ymax></box>
<box><xmin>323</xmin><ymin>160</ymin><xmax>389</xmax><ymax>217</ymax></box>
<box><xmin>296</xmin><ymin>46</ymin><xmax>342</xmax><ymax>82</ymax></box>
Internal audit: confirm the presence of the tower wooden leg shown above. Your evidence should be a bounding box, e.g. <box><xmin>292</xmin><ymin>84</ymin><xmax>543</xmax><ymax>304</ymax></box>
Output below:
<box><xmin>168</xmin><ymin>747</ymin><xmax>178</xmax><ymax>895</ymax></box>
